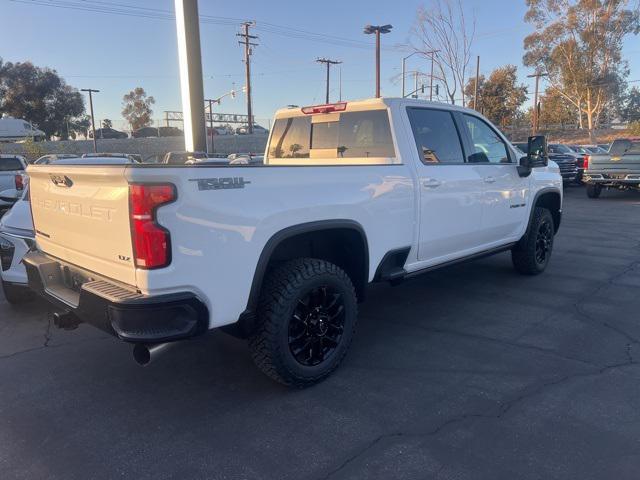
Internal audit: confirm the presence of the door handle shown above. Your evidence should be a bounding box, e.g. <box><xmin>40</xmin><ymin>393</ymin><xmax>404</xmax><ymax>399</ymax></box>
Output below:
<box><xmin>423</xmin><ymin>178</ymin><xmax>442</xmax><ymax>188</ymax></box>
<box><xmin>484</xmin><ymin>176</ymin><xmax>496</xmax><ymax>184</ymax></box>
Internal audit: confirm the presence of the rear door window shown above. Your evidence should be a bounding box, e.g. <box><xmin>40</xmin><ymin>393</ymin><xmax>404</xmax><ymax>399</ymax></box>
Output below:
<box><xmin>406</xmin><ymin>108</ymin><xmax>465</xmax><ymax>164</ymax></box>
<box><xmin>0</xmin><ymin>157</ymin><xmax>24</xmax><ymax>171</ymax></box>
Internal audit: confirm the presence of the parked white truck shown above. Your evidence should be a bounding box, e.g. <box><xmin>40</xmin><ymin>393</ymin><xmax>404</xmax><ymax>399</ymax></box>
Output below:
<box><xmin>23</xmin><ymin>98</ymin><xmax>562</xmax><ymax>386</ymax></box>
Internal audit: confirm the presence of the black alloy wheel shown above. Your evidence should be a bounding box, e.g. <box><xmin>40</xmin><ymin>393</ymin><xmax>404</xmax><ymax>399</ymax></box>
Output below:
<box><xmin>288</xmin><ymin>285</ymin><xmax>345</xmax><ymax>367</ymax></box>
<box><xmin>535</xmin><ymin>219</ymin><xmax>553</xmax><ymax>266</ymax></box>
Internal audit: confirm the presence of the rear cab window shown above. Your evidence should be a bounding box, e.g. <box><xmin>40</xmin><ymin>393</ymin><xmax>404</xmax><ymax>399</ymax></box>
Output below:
<box><xmin>266</xmin><ymin>108</ymin><xmax>397</xmax><ymax>165</ymax></box>
<box><xmin>0</xmin><ymin>157</ymin><xmax>25</xmax><ymax>171</ymax></box>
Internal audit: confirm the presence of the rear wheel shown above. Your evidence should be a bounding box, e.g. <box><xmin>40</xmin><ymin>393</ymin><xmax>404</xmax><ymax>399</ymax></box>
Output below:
<box><xmin>512</xmin><ymin>207</ymin><xmax>555</xmax><ymax>276</ymax></box>
<box><xmin>1</xmin><ymin>280</ymin><xmax>32</xmax><ymax>305</ymax></box>
<box><xmin>249</xmin><ymin>258</ymin><xmax>357</xmax><ymax>387</ymax></box>
<box><xmin>586</xmin><ymin>184</ymin><xmax>602</xmax><ymax>198</ymax></box>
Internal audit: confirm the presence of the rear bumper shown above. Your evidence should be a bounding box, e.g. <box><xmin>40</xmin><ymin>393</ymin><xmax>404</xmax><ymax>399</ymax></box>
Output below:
<box><xmin>23</xmin><ymin>251</ymin><xmax>209</xmax><ymax>343</ymax></box>
<box><xmin>584</xmin><ymin>172</ymin><xmax>640</xmax><ymax>186</ymax></box>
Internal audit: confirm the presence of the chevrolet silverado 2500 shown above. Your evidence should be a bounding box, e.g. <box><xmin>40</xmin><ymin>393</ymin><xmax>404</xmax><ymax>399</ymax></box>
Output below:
<box><xmin>23</xmin><ymin>98</ymin><xmax>562</xmax><ymax>386</ymax></box>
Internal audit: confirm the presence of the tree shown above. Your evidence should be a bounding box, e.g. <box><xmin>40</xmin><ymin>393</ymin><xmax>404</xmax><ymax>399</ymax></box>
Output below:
<box><xmin>412</xmin><ymin>0</ymin><xmax>475</xmax><ymax>105</ymax></box>
<box><xmin>464</xmin><ymin>65</ymin><xmax>528</xmax><ymax>127</ymax></box>
<box><xmin>69</xmin><ymin>115</ymin><xmax>91</xmax><ymax>139</ymax></box>
<box><xmin>0</xmin><ymin>58</ymin><xmax>85</xmax><ymax>139</ymax></box>
<box><xmin>121</xmin><ymin>87</ymin><xmax>155</xmax><ymax>131</ymax></box>
<box><xmin>538</xmin><ymin>88</ymin><xmax>577</xmax><ymax>127</ymax></box>
<box><xmin>464</xmin><ymin>74</ymin><xmax>485</xmax><ymax>111</ymax></box>
<box><xmin>102</xmin><ymin>118</ymin><xmax>113</xmax><ymax>129</ymax></box>
<box><xmin>619</xmin><ymin>86</ymin><xmax>640</xmax><ymax>123</ymax></box>
<box><xmin>523</xmin><ymin>0</ymin><xmax>640</xmax><ymax>139</ymax></box>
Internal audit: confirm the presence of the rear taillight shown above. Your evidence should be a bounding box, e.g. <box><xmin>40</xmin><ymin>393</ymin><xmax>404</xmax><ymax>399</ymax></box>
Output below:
<box><xmin>583</xmin><ymin>155</ymin><xmax>590</xmax><ymax>170</ymax></box>
<box><xmin>14</xmin><ymin>174</ymin><xmax>24</xmax><ymax>191</ymax></box>
<box><xmin>129</xmin><ymin>184</ymin><xmax>176</xmax><ymax>269</ymax></box>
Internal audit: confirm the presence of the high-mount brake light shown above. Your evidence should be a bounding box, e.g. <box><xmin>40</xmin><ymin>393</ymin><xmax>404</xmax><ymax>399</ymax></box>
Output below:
<box><xmin>301</xmin><ymin>102</ymin><xmax>348</xmax><ymax>115</ymax></box>
<box><xmin>129</xmin><ymin>184</ymin><xmax>176</xmax><ymax>269</ymax></box>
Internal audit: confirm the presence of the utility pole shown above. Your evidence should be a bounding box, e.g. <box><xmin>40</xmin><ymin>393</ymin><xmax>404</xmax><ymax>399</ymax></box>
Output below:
<box><xmin>81</xmin><ymin>88</ymin><xmax>99</xmax><ymax>153</ymax></box>
<box><xmin>316</xmin><ymin>58</ymin><xmax>342</xmax><ymax>104</ymax></box>
<box><xmin>364</xmin><ymin>24</ymin><xmax>393</xmax><ymax>98</ymax></box>
<box><xmin>527</xmin><ymin>71</ymin><xmax>548</xmax><ymax>134</ymax></box>
<box><xmin>414</xmin><ymin>71</ymin><xmax>419</xmax><ymax>98</ymax></box>
<box><xmin>473</xmin><ymin>56</ymin><xmax>480</xmax><ymax>110</ymax></box>
<box><xmin>339</xmin><ymin>64</ymin><xmax>342</xmax><ymax>102</ymax></box>
<box><xmin>237</xmin><ymin>22</ymin><xmax>258</xmax><ymax>134</ymax></box>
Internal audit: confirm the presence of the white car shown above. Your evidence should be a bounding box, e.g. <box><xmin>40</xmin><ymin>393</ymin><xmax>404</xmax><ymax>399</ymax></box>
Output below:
<box><xmin>24</xmin><ymin>97</ymin><xmax>562</xmax><ymax>386</ymax></box>
<box><xmin>0</xmin><ymin>186</ymin><xmax>34</xmax><ymax>304</ymax></box>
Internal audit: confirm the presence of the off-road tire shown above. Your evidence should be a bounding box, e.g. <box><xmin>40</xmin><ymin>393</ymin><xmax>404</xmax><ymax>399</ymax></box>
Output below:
<box><xmin>511</xmin><ymin>207</ymin><xmax>555</xmax><ymax>276</ymax></box>
<box><xmin>1</xmin><ymin>280</ymin><xmax>32</xmax><ymax>305</ymax></box>
<box><xmin>248</xmin><ymin>258</ymin><xmax>358</xmax><ymax>387</ymax></box>
<box><xmin>586</xmin><ymin>184</ymin><xmax>602</xmax><ymax>198</ymax></box>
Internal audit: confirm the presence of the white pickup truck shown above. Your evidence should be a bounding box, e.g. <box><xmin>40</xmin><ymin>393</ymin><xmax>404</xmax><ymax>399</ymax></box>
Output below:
<box><xmin>23</xmin><ymin>98</ymin><xmax>562</xmax><ymax>387</ymax></box>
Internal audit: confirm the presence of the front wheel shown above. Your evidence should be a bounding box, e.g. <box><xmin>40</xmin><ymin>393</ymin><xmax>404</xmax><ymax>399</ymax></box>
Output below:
<box><xmin>512</xmin><ymin>207</ymin><xmax>555</xmax><ymax>276</ymax></box>
<box><xmin>249</xmin><ymin>258</ymin><xmax>358</xmax><ymax>387</ymax></box>
<box><xmin>586</xmin><ymin>184</ymin><xmax>602</xmax><ymax>198</ymax></box>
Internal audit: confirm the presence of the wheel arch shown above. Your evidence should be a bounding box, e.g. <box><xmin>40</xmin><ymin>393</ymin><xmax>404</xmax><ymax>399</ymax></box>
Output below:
<box><xmin>531</xmin><ymin>188</ymin><xmax>562</xmax><ymax>233</ymax></box>
<box><xmin>233</xmin><ymin>220</ymin><xmax>370</xmax><ymax>337</ymax></box>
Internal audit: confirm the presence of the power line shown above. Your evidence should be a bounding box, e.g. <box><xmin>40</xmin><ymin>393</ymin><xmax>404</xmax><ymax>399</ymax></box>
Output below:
<box><xmin>9</xmin><ymin>0</ymin><xmax>401</xmax><ymax>51</ymax></box>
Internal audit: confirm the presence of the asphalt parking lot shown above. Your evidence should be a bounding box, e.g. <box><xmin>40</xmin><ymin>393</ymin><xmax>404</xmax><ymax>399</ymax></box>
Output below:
<box><xmin>1</xmin><ymin>186</ymin><xmax>640</xmax><ymax>480</ymax></box>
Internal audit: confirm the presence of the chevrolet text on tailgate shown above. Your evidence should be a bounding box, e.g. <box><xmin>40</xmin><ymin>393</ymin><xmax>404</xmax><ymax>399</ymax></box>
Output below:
<box><xmin>24</xmin><ymin>98</ymin><xmax>563</xmax><ymax>387</ymax></box>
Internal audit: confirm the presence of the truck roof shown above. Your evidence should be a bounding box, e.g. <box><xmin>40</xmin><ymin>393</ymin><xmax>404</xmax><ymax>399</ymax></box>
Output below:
<box><xmin>273</xmin><ymin>97</ymin><xmax>478</xmax><ymax>119</ymax></box>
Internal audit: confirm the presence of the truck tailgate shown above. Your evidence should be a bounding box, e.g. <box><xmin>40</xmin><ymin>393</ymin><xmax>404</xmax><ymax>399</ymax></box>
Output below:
<box><xmin>27</xmin><ymin>165</ymin><xmax>136</xmax><ymax>286</ymax></box>
<box><xmin>589</xmin><ymin>154</ymin><xmax>640</xmax><ymax>172</ymax></box>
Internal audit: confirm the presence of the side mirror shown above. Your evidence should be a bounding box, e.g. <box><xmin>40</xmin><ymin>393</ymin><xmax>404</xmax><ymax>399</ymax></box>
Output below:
<box><xmin>520</xmin><ymin>135</ymin><xmax>548</xmax><ymax>170</ymax></box>
<box><xmin>0</xmin><ymin>189</ymin><xmax>21</xmax><ymax>204</ymax></box>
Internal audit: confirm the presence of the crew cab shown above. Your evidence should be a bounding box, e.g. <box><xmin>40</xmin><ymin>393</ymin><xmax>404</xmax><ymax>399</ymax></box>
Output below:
<box><xmin>23</xmin><ymin>98</ymin><xmax>562</xmax><ymax>387</ymax></box>
<box><xmin>583</xmin><ymin>138</ymin><xmax>640</xmax><ymax>198</ymax></box>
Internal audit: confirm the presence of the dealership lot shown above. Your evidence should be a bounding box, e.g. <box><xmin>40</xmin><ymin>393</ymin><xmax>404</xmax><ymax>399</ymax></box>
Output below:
<box><xmin>1</xmin><ymin>187</ymin><xmax>640</xmax><ymax>480</ymax></box>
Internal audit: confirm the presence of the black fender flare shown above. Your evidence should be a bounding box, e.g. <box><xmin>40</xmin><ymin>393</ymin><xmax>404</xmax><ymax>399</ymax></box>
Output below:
<box><xmin>528</xmin><ymin>187</ymin><xmax>562</xmax><ymax>233</ymax></box>
<box><xmin>234</xmin><ymin>220</ymin><xmax>369</xmax><ymax>334</ymax></box>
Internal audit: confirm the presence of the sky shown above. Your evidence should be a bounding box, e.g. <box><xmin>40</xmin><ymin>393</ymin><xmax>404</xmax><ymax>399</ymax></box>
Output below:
<box><xmin>2</xmin><ymin>0</ymin><xmax>639</xmax><ymax>130</ymax></box>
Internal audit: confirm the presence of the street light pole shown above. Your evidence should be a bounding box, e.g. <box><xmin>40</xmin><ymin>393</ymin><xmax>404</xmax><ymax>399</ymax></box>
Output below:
<box><xmin>364</xmin><ymin>24</ymin><xmax>393</xmax><ymax>98</ymax></box>
<box><xmin>81</xmin><ymin>88</ymin><xmax>99</xmax><ymax>153</ymax></box>
<box><xmin>428</xmin><ymin>50</ymin><xmax>440</xmax><ymax>101</ymax></box>
<box><xmin>401</xmin><ymin>51</ymin><xmax>418</xmax><ymax>98</ymax></box>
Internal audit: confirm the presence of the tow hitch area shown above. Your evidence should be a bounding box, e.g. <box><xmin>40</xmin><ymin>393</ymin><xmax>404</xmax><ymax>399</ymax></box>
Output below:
<box><xmin>52</xmin><ymin>311</ymin><xmax>82</xmax><ymax>330</ymax></box>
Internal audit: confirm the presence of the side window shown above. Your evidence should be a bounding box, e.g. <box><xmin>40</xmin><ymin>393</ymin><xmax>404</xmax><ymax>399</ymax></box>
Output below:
<box><xmin>268</xmin><ymin>117</ymin><xmax>311</xmax><ymax>159</ymax></box>
<box><xmin>406</xmin><ymin>108</ymin><xmax>465</xmax><ymax>164</ymax></box>
<box><xmin>463</xmin><ymin>115</ymin><xmax>510</xmax><ymax>163</ymax></box>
